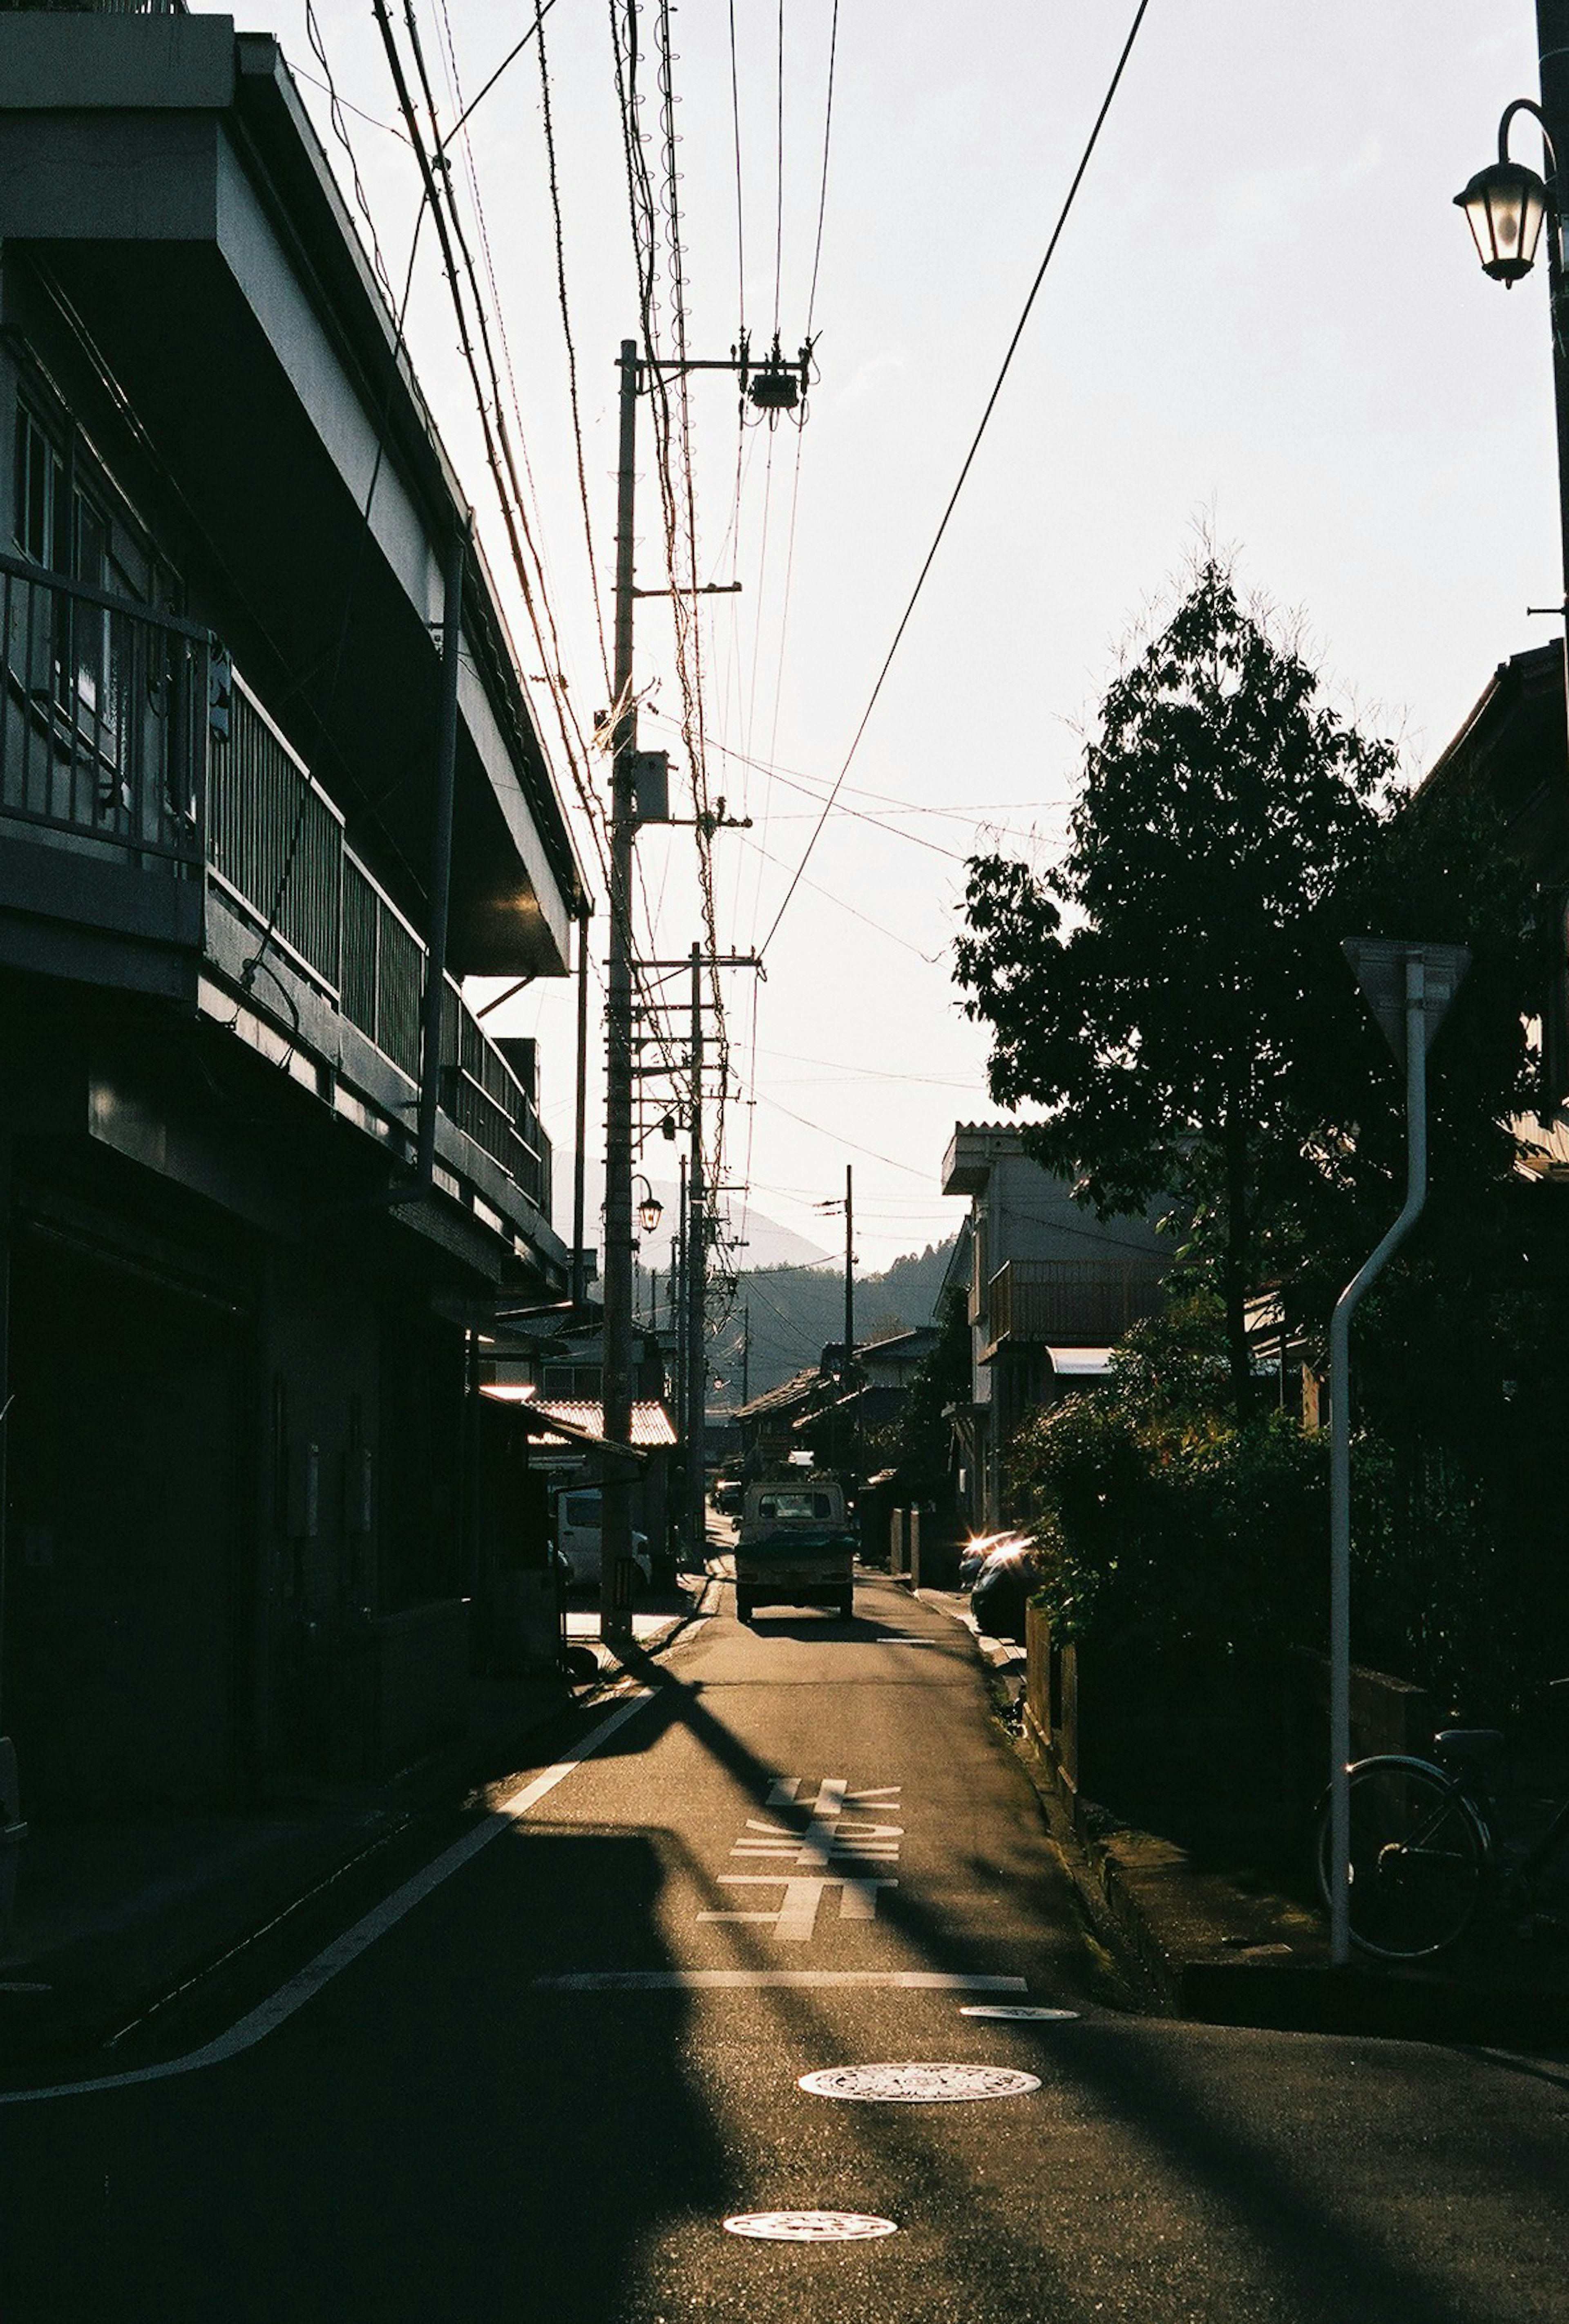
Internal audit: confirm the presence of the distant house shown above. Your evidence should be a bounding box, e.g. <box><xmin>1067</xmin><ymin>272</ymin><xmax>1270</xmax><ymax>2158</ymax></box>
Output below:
<box><xmin>941</xmin><ymin>1124</ymin><xmax>1173</xmax><ymax>1527</ymax></box>
<box><xmin>808</xmin><ymin>1326</ymin><xmax>939</xmax><ymax>1444</ymax></box>
<box><xmin>735</xmin><ymin>1366</ymin><xmax>825</xmax><ymax>1473</ymax></box>
<box><xmin>733</xmin><ymin>1324</ymin><xmax>940</xmax><ymax>1489</ymax></box>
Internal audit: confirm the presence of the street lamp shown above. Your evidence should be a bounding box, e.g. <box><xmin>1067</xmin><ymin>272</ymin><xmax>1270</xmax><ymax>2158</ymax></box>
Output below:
<box><xmin>1455</xmin><ymin>99</ymin><xmax>1552</xmax><ymax>284</ymax></box>
<box><xmin>633</xmin><ymin>1177</ymin><xmax>663</xmax><ymax>1237</ymax></box>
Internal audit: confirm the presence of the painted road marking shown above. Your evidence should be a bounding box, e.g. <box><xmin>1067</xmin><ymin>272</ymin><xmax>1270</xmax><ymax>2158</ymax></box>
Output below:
<box><xmin>530</xmin><ymin>1970</ymin><xmax>1030</xmax><ymax>1990</ymax></box>
<box><xmin>0</xmin><ymin>1687</ymin><xmax>657</xmax><ymax>2106</ymax></box>
<box><xmin>699</xmin><ymin>1875</ymin><xmax>897</xmax><ymax>1940</ymax></box>
<box><xmin>702</xmin><ymin>1776</ymin><xmax>905</xmax><ymax>1938</ymax></box>
<box><xmin>800</xmin><ymin>2063</ymin><xmax>1042</xmax><ymax>2102</ymax></box>
<box><xmin>724</xmin><ymin>2212</ymin><xmax>899</xmax><ymax>2241</ymax></box>
<box><xmin>959</xmin><ymin>2004</ymin><xmax>1081</xmax><ymax>2022</ymax></box>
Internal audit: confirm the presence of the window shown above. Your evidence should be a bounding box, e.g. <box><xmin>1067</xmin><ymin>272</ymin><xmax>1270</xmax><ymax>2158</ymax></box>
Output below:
<box><xmin>758</xmin><ymin>1492</ymin><xmax>834</xmax><ymax>1522</ymax></box>
<box><xmin>12</xmin><ymin>404</ymin><xmax>118</xmax><ymax>741</ymax></box>
<box><xmin>564</xmin><ymin>1493</ymin><xmax>601</xmax><ymax>1527</ymax></box>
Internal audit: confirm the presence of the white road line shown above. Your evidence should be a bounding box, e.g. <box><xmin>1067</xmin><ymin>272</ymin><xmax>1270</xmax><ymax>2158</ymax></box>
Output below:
<box><xmin>0</xmin><ymin>1687</ymin><xmax>657</xmax><ymax>2107</ymax></box>
<box><xmin>532</xmin><ymin>1970</ymin><xmax>1030</xmax><ymax>1991</ymax></box>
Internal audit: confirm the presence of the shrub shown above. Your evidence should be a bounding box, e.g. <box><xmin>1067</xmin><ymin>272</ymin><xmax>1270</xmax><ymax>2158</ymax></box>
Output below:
<box><xmin>1011</xmin><ymin>1297</ymin><xmax>1328</xmax><ymax>1662</ymax></box>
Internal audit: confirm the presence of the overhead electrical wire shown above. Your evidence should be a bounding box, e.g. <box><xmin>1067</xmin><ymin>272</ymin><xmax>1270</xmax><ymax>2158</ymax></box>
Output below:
<box><xmin>370</xmin><ymin>0</ymin><xmax>609</xmax><ymax>892</ymax></box>
<box><xmin>755</xmin><ymin>0</ymin><xmax>1155</xmax><ymax>962</ymax></box>
<box><xmin>532</xmin><ymin>0</ymin><xmax>612</xmax><ymax>694</ymax></box>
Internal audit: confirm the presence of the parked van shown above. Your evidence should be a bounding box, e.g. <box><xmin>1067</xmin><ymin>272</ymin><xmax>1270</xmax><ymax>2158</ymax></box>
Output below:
<box><xmin>734</xmin><ymin>1477</ymin><xmax>855</xmax><ymax>1622</ymax></box>
<box><xmin>552</xmin><ymin>1488</ymin><xmax>652</xmax><ymax>1592</ymax></box>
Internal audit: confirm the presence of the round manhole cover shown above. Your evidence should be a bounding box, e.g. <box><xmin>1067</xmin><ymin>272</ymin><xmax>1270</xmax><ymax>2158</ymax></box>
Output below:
<box><xmin>959</xmin><ymin>2005</ymin><xmax>1080</xmax><ymax>2022</ymax></box>
<box><xmin>798</xmin><ymin>2063</ymin><xmax>1041</xmax><ymax>2103</ymax></box>
<box><xmin>724</xmin><ymin>2212</ymin><xmax>898</xmax><ymax>2242</ymax></box>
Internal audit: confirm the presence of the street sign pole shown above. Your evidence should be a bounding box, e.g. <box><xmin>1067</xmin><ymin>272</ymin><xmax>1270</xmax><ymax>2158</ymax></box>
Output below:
<box><xmin>1328</xmin><ymin>940</ymin><xmax>1468</xmax><ymax>1965</ymax></box>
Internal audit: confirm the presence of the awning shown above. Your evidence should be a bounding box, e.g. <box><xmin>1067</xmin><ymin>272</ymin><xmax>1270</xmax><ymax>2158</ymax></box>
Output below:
<box><xmin>1046</xmin><ymin>1347</ymin><xmax>1114</xmax><ymax>1377</ymax></box>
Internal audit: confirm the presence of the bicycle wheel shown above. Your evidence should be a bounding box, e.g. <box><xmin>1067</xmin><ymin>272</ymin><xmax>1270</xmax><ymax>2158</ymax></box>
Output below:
<box><xmin>1318</xmin><ymin>1757</ymin><xmax>1487</xmax><ymax>1961</ymax></box>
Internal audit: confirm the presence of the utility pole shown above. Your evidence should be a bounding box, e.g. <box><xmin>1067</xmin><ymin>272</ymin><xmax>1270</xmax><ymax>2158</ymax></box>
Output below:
<box><xmin>686</xmin><ymin>943</ymin><xmax>707</xmax><ymax>1564</ymax></box>
<box><xmin>598</xmin><ymin>331</ymin><xmax>815</xmax><ymax>1645</ymax></box>
<box><xmin>843</xmin><ymin>1164</ymin><xmax>856</xmax><ymax>1489</ymax></box>
<box><xmin>599</xmin><ymin>340</ymin><xmax>640</xmax><ymax>1645</ymax></box>
<box><xmin>740</xmin><ymin>1303</ymin><xmax>750</xmax><ymax>1411</ymax></box>
<box><xmin>674</xmin><ymin>1153</ymin><xmax>687</xmax><ymax>1455</ymax></box>
<box><xmin>1538</xmin><ymin>0</ymin><xmax>1569</xmax><ymax>629</ymax></box>
<box><xmin>843</xmin><ymin>1166</ymin><xmax>854</xmax><ymax>1376</ymax></box>
<box><xmin>569</xmin><ymin>906</ymin><xmax>590</xmax><ymax>1312</ymax></box>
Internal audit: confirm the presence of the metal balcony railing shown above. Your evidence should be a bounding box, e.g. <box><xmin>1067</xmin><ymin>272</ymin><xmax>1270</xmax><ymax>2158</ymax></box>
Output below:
<box><xmin>208</xmin><ymin>674</ymin><xmax>344</xmax><ymax>995</ymax></box>
<box><xmin>0</xmin><ymin>552</ymin><xmax>551</xmax><ymax>1220</ymax></box>
<box><xmin>0</xmin><ymin>548</ymin><xmax>204</xmax><ymax>871</ymax></box>
<box><xmin>987</xmin><ymin>1257</ymin><xmax>1166</xmax><ymax>1350</ymax></box>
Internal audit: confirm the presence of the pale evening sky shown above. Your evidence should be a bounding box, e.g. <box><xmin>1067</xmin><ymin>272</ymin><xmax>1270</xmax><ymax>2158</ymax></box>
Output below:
<box><xmin>219</xmin><ymin>1</ymin><xmax>1548</xmax><ymax>1275</ymax></box>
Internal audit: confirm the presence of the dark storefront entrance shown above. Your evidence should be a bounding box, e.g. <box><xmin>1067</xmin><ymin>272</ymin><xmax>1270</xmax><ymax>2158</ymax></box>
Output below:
<box><xmin>4</xmin><ymin>1222</ymin><xmax>247</xmax><ymax>1815</ymax></box>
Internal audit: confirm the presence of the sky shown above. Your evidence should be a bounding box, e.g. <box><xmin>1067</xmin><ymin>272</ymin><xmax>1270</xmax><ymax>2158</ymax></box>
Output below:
<box><xmin>223</xmin><ymin>0</ymin><xmax>1552</xmax><ymax>1279</ymax></box>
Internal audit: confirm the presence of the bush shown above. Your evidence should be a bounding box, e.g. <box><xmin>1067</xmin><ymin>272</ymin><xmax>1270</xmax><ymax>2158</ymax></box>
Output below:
<box><xmin>1011</xmin><ymin>1297</ymin><xmax>1328</xmax><ymax>1662</ymax></box>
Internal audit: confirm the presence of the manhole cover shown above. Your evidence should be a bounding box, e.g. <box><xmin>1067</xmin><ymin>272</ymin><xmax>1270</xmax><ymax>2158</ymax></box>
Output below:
<box><xmin>724</xmin><ymin>2212</ymin><xmax>898</xmax><ymax>2241</ymax></box>
<box><xmin>959</xmin><ymin>2005</ymin><xmax>1080</xmax><ymax>2022</ymax></box>
<box><xmin>798</xmin><ymin>2063</ymin><xmax>1041</xmax><ymax>2103</ymax></box>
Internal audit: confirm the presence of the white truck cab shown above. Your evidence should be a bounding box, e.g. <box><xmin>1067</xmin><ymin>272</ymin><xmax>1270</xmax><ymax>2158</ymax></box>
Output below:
<box><xmin>733</xmin><ymin>1476</ymin><xmax>854</xmax><ymax>1623</ymax></box>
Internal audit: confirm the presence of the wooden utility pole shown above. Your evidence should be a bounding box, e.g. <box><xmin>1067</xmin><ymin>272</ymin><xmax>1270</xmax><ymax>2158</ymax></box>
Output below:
<box><xmin>843</xmin><ymin>1165</ymin><xmax>854</xmax><ymax>1374</ymax></box>
<box><xmin>598</xmin><ymin>339</ymin><xmax>640</xmax><ymax>1645</ymax></box>
<box><xmin>685</xmin><ymin>944</ymin><xmax>707</xmax><ymax>1564</ymax></box>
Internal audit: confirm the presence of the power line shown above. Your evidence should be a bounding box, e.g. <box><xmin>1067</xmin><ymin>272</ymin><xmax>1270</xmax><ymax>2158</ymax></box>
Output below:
<box><xmin>756</xmin><ymin>0</ymin><xmax>1154</xmax><ymax>961</ymax></box>
<box><xmin>726</xmin><ymin>0</ymin><xmax>746</xmax><ymax>332</ymax></box>
<box><xmin>371</xmin><ymin>0</ymin><xmax>608</xmax><ymax>887</ymax></box>
<box><xmin>532</xmin><ymin>0</ymin><xmax>611</xmax><ymax>693</ymax></box>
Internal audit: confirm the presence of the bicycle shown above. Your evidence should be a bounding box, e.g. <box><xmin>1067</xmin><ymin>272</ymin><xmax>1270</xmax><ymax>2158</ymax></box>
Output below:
<box><xmin>1314</xmin><ymin>1715</ymin><xmax>1569</xmax><ymax>1961</ymax></box>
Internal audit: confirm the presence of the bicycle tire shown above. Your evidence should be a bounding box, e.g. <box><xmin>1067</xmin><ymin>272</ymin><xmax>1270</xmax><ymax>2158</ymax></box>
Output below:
<box><xmin>1317</xmin><ymin>1755</ymin><xmax>1487</xmax><ymax>1961</ymax></box>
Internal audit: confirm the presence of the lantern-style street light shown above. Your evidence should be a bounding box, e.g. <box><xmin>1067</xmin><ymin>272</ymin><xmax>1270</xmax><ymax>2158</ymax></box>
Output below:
<box><xmin>1455</xmin><ymin>99</ymin><xmax>1553</xmax><ymax>284</ymax></box>
<box><xmin>633</xmin><ymin>1177</ymin><xmax>663</xmax><ymax>1237</ymax></box>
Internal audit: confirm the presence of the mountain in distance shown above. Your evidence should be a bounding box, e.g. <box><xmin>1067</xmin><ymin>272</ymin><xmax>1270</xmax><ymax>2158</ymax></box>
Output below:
<box><xmin>706</xmin><ymin>1235</ymin><xmax>959</xmax><ymax>1408</ymax></box>
<box><xmin>577</xmin><ymin>1167</ymin><xmax>832</xmax><ymax>1273</ymax></box>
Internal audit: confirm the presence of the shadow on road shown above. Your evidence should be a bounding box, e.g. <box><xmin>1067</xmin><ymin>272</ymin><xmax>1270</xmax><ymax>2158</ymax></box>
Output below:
<box><xmin>0</xmin><ymin>1834</ymin><xmax>731</xmax><ymax>2324</ymax></box>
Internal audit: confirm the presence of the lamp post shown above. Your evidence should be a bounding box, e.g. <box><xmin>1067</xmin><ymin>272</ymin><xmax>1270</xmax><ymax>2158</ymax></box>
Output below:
<box><xmin>1455</xmin><ymin>5</ymin><xmax>1569</xmax><ymax>725</ymax></box>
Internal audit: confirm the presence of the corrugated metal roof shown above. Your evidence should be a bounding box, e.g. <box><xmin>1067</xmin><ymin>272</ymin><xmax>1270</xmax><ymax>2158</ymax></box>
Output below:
<box><xmin>480</xmin><ymin>1386</ymin><xmax>677</xmax><ymax>1447</ymax></box>
<box><xmin>735</xmin><ymin>1368</ymin><xmax>823</xmax><ymax>1422</ymax></box>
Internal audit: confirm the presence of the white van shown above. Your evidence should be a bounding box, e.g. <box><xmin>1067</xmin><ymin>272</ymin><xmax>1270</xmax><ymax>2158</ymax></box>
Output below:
<box><xmin>552</xmin><ymin>1488</ymin><xmax>652</xmax><ymax>1592</ymax></box>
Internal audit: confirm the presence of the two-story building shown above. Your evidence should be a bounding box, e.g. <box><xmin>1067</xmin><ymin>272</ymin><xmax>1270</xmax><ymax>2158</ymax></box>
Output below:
<box><xmin>0</xmin><ymin>5</ymin><xmax>587</xmax><ymax>1819</ymax></box>
<box><xmin>941</xmin><ymin>1124</ymin><xmax>1174</xmax><ymax>1527</ymax></box>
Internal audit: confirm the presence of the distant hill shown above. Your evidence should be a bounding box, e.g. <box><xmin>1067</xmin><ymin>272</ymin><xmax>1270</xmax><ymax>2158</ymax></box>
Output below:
<box><xmin>706</xmin><ymin>1237</ymin><xmax>960</xmax><ymax>1406</ymax></box>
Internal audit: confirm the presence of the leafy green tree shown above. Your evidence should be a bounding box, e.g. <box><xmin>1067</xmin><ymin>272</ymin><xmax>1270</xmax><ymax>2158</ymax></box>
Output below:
<box><xmin>955</xmin><ymin>557</ymin><xmax>1535</xmax><ymax>1413</ymax></box>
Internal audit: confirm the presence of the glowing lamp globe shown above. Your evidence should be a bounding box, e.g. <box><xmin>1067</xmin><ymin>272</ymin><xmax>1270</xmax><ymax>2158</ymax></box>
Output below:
<box><xmin>1454</xmin><ymin>157</ymin><xmax>1549</xmax><ymax>284</ymax></box>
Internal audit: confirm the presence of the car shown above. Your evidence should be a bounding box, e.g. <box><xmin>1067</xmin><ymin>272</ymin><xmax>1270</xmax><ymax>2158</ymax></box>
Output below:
<box><xmin>970</xmin><ymin>1536</ymin><xmax>1044</xmax><ymax>1645</ymax></box>
<box><xmin>959</xmin><ymin>1529</ymin><xmax>1033</xmax><ymax>1590</ymax></box>
<box><xmin>712</xmin><ymin>1477</ymin><xmax>744</xmax><ymax>1516</ymax></box>
<box><xmin>552</xmin><ymin>1489</ymin><xmax>653</xmax><ymax>1592</ymax></box>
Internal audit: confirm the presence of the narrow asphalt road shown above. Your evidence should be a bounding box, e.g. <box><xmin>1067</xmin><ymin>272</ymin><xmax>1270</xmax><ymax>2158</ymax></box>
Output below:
<box><xmin>4</xmin><ymin>1575</ymin><xmax>1569</xmax><ymax>2321</ymax></box>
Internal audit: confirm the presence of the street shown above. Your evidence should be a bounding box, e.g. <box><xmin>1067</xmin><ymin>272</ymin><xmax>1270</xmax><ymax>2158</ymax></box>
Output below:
<box><xmin>4</xmin><ymin>1575</ymin><xmax>1569</xmax><ymax>2322</ymax></box>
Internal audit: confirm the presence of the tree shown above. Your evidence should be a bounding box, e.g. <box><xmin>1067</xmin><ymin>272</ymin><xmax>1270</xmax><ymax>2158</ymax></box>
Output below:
<box><xmin>956</xmin><ymin>558</ymin><xmax>1400</xmax><ymax>1412</ymax></box>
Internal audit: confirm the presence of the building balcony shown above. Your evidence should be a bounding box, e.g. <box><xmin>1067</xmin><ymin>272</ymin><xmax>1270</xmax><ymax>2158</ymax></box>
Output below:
<box><xmin>983</xmin><ymin>1257</ymin><xmax>1165</xmax><ymax>1358</ymax></box>
<box><xmin>0</xmin><ymin>549</ymin><xmax>556</xmax><ymax>1265</ymax></box>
